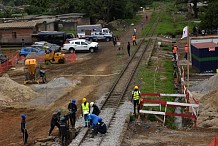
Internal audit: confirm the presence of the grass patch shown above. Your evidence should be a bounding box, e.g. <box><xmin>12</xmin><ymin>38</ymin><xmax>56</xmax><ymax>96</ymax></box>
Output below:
<box><xmin>146</xmin><ymin>1</ymin><xmax>194</xmax><ymax>36</ymax></box>
<box><xmin>125</xmin><ymin>14</ymin><xmax>142</xmax><ymax>25</ymax></box>
<box><xmin>138</xmin><ymin>51</ymin><xmax>176</xmax><ymax>127</ymax></box>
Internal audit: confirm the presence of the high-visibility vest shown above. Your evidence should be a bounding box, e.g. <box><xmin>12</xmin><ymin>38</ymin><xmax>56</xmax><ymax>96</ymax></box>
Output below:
<box><xmin>173</xmin><ymin>47</ymin><xmax>177</xmax><ymax>53</ymax></box>
<box><xmin>82</xmin><ymin>102</ymin><xmax>89</xmax><ymax>114</ymax></box>
<box><xmin>132</xmin><ymin>36</ymin><xmax>136</xmax><ymax>41</ymax></box>
<box><xmin>132</xmin><ymin>91</ymin><xmax>140</xmax><ymax>100</ymax></box>
<box><xmin>185</xmin><ymin>46</ymin><xmax>188</xmax><ymax>53</ymax></box>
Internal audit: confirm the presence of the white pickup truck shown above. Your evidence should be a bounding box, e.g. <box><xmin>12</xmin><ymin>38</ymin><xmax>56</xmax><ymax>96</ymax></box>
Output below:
<box><xmin>62</xmin><ymin>39</ymin><xmax>99</xmax><ymax>53</ymax></box>
<box><xmin>77</xmin><ymin>24</ymin><xmax>113</xmax><ymax>41</ymax></box>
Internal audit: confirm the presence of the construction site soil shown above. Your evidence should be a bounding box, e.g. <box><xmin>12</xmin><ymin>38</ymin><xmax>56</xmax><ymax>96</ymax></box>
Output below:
<box><xmin>0</xmin><ymin>10</ymin><xmax>218</xmax><ymax>146</ymax></box>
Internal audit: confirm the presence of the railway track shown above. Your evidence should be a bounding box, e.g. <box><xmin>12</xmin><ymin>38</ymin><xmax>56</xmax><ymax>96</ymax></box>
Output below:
<box><xmin>69</xmin><ymin>18</ymin><xmax>159</xmax><ymax>146</ymax></box>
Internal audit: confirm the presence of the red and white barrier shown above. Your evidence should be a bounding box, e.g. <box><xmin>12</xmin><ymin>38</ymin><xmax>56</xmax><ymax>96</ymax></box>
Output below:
<box><xmin>139</xmin><ymin>93</ymin><xmax>199</xmax><ymax>127</ymax></box>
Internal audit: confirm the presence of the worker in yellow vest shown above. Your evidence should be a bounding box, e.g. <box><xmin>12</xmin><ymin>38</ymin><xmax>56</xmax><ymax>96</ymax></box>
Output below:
<box><xmin>131</xmin><ymin>86</ymin><xmax>141</xmax><ymax>117</ymax></box>
<box><xmin>81</xmin><ymin>97</ymin><xmax>90</xmax><ymax>127</ymax></box>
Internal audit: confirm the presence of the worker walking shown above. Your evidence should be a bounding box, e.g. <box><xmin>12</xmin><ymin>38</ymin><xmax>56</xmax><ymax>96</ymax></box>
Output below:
<box><xmin>131</xmin><ymin>86</ymin><xmax>141</xmax><ymax>117</ymax></box>
<box><xmin>60</xmin><ymin>117</ymin><xmax>69</xmax><ymax>146</ymax></box>
<box><xmin>172</xmin><ymin>44</ymin><xmax>178</xmax><ymax>61</ymax></box>
<box><xmin>88</xmin><ymin>114</ymin><xmax>107</xmax><ymax>138</ymax></box>
<box><xmin>81</xmin><ymin>97</ymin><xmax>90</xmax><ymax>127</ymax></box>
<box><xmin>132</xmin><ymin>35</ymin><xmax>137</xmax><ymax>46</ymax></box>
<box><xmin>184</xmin><ymin>44</ymin><xmax>188</xmax><ymax>60</ymax></box>
<box><xmin>68</xmin><ymin>99</ymin><xmax>77</xmax><ymax>128</ymax></box>
<box><xmin>90</xmin><ymin>102</ymin><xmax>100</xmax><ymax>116</ymax></box>
<box><xmin>112</xmin><ymin>36</ymin><xmax>117</xmax><ymax>47</ymax></box>
<box><xmin>133</xmin><ymin>28</ymin><xmax>137</xmax><ymax>36</ymax></box>
<box><xmin>49</xmin><ymin>109</ymin><xmax>62</xmax><ymax>136</ymax></box>
<box><xmin>21</xmin><ymin>114</ymin><xmax>28</xmax><ymax>145</ymax></box>
<box><xmin>127</xmin><ymin>42</ymin><xmax>131</xmax><ymax>57</ymax></box>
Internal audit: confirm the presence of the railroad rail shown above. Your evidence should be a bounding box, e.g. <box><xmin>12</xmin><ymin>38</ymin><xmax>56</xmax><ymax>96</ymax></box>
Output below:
<box><xmin>69</xmin><ymin>17</ymin><xmax>159</xmax><ymax>146</ymax></box>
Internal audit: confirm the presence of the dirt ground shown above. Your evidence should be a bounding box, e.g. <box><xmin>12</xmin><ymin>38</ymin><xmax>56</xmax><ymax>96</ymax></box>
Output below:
<box><xmin>122</xmin><ymin>120</ymin><xmax>217</xmax><ymax>146</ymax></box>
<box><xmin>0</xmin><ymin>11</ymin><xmax>147</xmax><ymax>146</ymax></box>
<box><xmin>0</xmin><ymin>10</ymin><xmax>217</xmax><ymax>146</ymax></box>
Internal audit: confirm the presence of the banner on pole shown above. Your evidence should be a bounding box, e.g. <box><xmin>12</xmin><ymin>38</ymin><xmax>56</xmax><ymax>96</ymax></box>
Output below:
<box><xmin>181</xmin><ymin>26</ymin><xmax>188</xmax><ymax>39</ymax></box>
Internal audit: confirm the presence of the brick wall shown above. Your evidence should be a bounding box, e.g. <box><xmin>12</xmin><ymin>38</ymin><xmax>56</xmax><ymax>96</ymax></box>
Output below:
<box><xmin>0</xmin><ymin>28</ymin><xmax>34</xmax><ymax>45</ymax></box>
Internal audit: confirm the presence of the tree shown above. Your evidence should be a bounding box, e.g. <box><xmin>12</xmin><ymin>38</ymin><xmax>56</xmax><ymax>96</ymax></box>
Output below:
<box><xmin>200</xmin><ymin>1</ymin><xmax>218</xmax><ymax>29</ymax></box>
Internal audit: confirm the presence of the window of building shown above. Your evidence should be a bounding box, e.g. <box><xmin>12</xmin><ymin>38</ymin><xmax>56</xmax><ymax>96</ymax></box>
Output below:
<box><xmin>12</xmin><ymin>32</ymin><xmax>17</xmax><ymax>38</ymax></box>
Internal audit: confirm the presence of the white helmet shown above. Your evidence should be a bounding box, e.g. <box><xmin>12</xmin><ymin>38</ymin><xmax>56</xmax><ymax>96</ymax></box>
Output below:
<box><xmin>90</xmin><ymin>102</ymin><xmax>94</xmax><ymax>107</ymax></box>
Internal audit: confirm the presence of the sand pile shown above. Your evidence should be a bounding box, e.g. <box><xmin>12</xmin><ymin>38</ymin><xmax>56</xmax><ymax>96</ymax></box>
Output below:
<box><xmin>190</xmin><ymin>74</ymin><xmax>218</xmax><ymax>94</ymax></box>
<box><xmin>197</xmin><ymin>90</ymin><xmax>218</xmax><ymax>128</ymax></box>
<box><xmin>0</xmin><ymin>75</ymin><xmax>38</xmax><ymax>105</ymax></box>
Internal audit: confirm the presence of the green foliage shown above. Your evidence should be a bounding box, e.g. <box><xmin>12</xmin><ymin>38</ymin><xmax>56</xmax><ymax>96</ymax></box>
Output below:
<box><xmin>200</xmin><ymin>1</ymin><xmax>218</xmax><ymax>29</ymax></box>
<box><xmin>0</xmin><ymin>0</ymin><xmax>169</xmax><ymax>22</ymax></box>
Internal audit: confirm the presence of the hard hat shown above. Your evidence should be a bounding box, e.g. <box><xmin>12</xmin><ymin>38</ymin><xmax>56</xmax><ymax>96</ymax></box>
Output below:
<box><xmin>72</xmin><ymin>99</ymin><xmax>76</xmax><ymax>104</ymax></box>
<box><xmin>60</xmin><ymin>116</ymin><xmax>65</xmax><ymax>121</ymax></box>
<box><xmin>21</xmin><ymin>114</ymin><xmax>26</xmax><ymax>118</ymax></box>
<box><xmin>134</xmin><ymin>86</ymin><xmax>138</xmax><ymax>89</ymax></box>
<box><xmin>57</xmin><ymin>109</ymin><xmax>62</xmax><ymax>114</ymax></box>
<box><xmin>90</xmin><ymin>102</ymin><xmax>94</xmax><ymax>107</ymax></box>
<box><xmin>83</xmin><ymin>97</ymin><xmax>87</xmax><ymax>102</ymax></box>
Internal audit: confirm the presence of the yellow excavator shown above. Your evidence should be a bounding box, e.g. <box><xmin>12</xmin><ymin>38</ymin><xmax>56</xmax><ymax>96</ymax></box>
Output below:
<box><xmin>44</xmin><ymin>47</ymin><xmax>65</xmax><ymax>64</ymax></box>
<box><xmin>24</xmin><ymin>59</ymin><xmax>46</xmax><ymax>84</ymax></box>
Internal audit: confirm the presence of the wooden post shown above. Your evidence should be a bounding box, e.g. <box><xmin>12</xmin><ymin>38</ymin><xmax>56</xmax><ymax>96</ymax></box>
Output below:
<box><xmin>187</xmin><ymin>27</ymin><xmax>190</xmax><ymax>88</ymax></box>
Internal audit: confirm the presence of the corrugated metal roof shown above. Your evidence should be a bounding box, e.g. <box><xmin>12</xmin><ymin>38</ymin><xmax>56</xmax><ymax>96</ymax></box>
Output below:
<box><xmin>192</xmin><ymin>42</ymin><xmax>218</xmax><ymax>49</ymax></box>
<box><xmin>0</xmin><ymin>21</ymin><xmax>37</xmax><ymax>29</ymax></box>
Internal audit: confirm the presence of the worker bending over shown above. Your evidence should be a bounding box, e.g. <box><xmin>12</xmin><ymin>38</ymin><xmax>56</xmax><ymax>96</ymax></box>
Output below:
<box><xmin>49</xmin><ymin>109</ymin><xmax>61</xmax><ymax>136</ymax></box>
<box><xmin>88</xmin><ymin>114</ymin><xmax>107</xmax><ymax>138</ymax></box>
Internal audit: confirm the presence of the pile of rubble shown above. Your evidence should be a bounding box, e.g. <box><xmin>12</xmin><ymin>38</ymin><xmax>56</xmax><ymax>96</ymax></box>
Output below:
<box><xmin>190</xmin><ymin>74</ymin><xmax>218</xmax><ymax>94</ymax></box>
<box><xmin>190</xmin><ymin>74</ymin><xmax>218</xmax><ymax>128</ymax></box>
<box><xmin>0</xmin><ymin>74</ymin><xmax>38</xmax><ymax>105</ymax></box>
<box><xmin>197</xmin><ymin>90</ymin><xmax>218</xmax><ymax>128</ymax></box>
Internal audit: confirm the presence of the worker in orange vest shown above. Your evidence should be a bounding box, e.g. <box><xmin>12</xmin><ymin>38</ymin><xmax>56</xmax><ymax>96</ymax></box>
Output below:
<box><xmin>184</xmin><ymin>44</ymin><xmax>188</xmax><ymax>60</ymax></box>
<box><xmin>172</xmin><ymin>44</ymin><xmax>178</xmax><ymax>61</ymax></box>
<box><xmin>132</xmin><ymin>35</ymin><xmax>137</xmax><ymax>46</ymax></box>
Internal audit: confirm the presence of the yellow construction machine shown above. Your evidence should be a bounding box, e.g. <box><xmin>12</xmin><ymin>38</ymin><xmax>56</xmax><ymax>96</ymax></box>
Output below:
<box><xmin>45</xmin><ymin>50</ymin><xmax>65</xmax><ymax>64</ymax></box>
<box><xmin>24</xmin><ymin>59</ymin><xmax>46</xmax><ymax>84</ymax></box>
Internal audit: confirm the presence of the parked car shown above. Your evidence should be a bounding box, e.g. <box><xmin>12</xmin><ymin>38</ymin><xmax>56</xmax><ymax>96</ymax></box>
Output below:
<box><xmin>34</xmin><ymin>41</ymin><xmax>61</xmax><ymax>52</ymax></box>
<box><xmin>19</xmin><ymin>47</ymin><xmax>45</xmax><ymax>57</ymax></box>
<box><xmin>62</xmin><ymin>39</ymin><xmax>99</xmax><ymax>53</ymax></box>
<box><xmin>0</xmin><ymin>54</ymin><xmax>8</xmax><ymax>64</ymax></box>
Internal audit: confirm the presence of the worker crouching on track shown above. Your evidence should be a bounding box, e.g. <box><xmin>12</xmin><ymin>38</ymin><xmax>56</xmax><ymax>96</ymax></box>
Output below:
<box><xmin>90</xmin><ymin>102</ymin><xmax>100</xmax><ymax>116</ymax></box>
<box><xmin>21</xmin><ymin>114</ymin><xmax>28</xmax><ymax>145</ymax></box>
<box><xmin>88</xmin><ymin>114</ymin><xmax>107</xmax><ymax>138</ymax></box>
<box><xmin>131</xmin><ymin>86</ymin><xmax>141</xmax><ymax>117</ymax></box>
<box><xmin>68</xmin><ymin>99</ymin><xmax>77</xmax><ymax>128</ymax></box>
<box><xmin>60</xmin><ymin>116</ymin><xmax>69</xmax><ymax>146</ymax></box>
<box><xmin>49</xmin><ymin>109</ymin><xmax>62</xmax><ymax>136</ymax></box>
<box><xmin>81</xmin><ymin>97</ymin><xmax>90</xmax><ymax>127</ymax></box>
